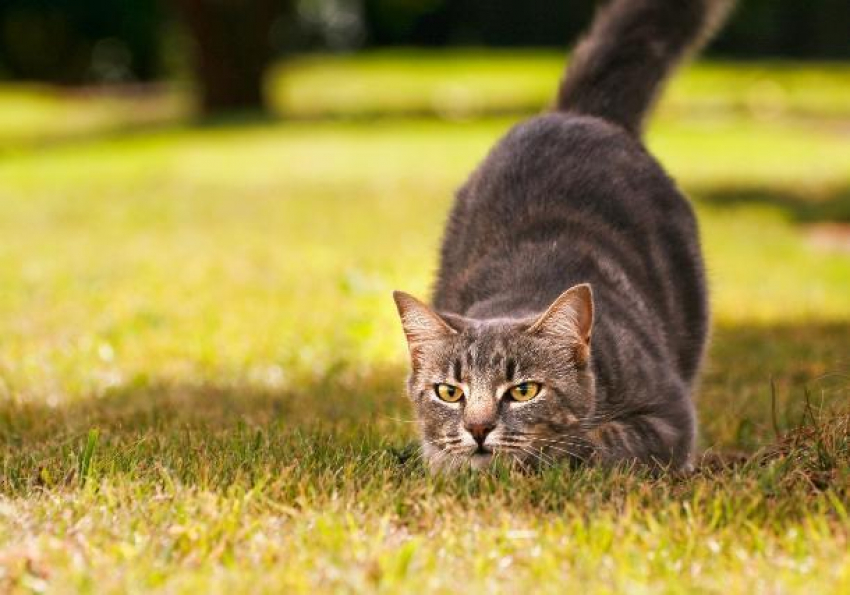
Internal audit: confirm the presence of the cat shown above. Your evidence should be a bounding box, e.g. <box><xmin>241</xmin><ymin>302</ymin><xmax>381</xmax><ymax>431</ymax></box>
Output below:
<box><xmin>393</xmin><ymin>0</ymin><xmax>735</xmax><ymax>472</ymax></box>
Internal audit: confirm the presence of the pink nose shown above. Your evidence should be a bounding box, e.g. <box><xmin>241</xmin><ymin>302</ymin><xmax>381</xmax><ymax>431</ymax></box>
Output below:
<box><xmin>465</xmin><ymin>422</ymin><xmax>495</xmax><ymax>446</ymax></box>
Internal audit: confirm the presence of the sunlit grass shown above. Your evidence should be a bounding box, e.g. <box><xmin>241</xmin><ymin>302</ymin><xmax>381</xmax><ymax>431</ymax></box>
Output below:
<box><xmin>2</xmin><ymin>50</ymin><xmax>850</xmax><ymax>148</ymax></box>
<box><xmin>0</xmin><ymin>85</ymin><xmax>188</xmax><ymax>151</ymax></box>
<box><xmin>273</xmin><ymin>50</ymin><xmax>850</xmax><ymax>119</ymax></box>
<box><xmin>1</xmin><ymin>54</ymin><xmax>849</xmax><ymax>593</ymax></box>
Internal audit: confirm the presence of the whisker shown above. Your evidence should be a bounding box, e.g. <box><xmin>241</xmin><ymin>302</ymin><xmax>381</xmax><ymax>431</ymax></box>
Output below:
<box><xmin>518</xmin><ymin>436</ymin><xmax>593</xmax><ymax>451</ymax></box>
<box><xmin>541</xmin><ymin>443</ymin><xmax>590</xmax><ymax>463</ymax></box>
<box><xmin>379</xmin><ymin>415</ymin><xmax>421</xmax><ymax>425</ymax></box>
<box><xmin>517</xmin><ymin>445</ymin><xmax>555</xmax><ymax>470</ymax></box>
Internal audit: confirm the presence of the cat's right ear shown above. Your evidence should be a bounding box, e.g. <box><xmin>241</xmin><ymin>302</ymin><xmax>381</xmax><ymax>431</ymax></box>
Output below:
<box><xmin>393</xmin><ymin>291</ymin><xmax>456</xmax><ymax>352</ymax></box>
<box><xmin>527</xmin><ymin>284</ymin><xmax>594</xmax><ymax>365</ymax></box>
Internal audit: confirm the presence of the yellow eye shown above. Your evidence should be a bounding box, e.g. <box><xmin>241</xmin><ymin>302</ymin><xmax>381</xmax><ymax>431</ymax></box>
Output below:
<box><xmin>435</xmin><ymin>383</ymin><xmax>464</xmax><ymax>403</ymax></box>
<box><xmin>509</xmin><ymin>382</ymin><xmax>541</xmax><ymax>402</ymax></box>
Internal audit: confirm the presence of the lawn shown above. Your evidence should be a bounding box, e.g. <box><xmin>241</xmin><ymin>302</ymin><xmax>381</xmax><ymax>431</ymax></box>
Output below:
<box><xmin>0</xmin><ymin>52</ymin><xmax>848</xmax><ymax>593</ymax></box>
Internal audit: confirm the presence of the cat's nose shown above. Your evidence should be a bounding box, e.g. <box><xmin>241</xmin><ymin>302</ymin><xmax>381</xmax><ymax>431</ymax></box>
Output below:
<box><xmin>465</xmin><ymin>422</ymin><xmax>495</xmax><ymax>447</ymax></box>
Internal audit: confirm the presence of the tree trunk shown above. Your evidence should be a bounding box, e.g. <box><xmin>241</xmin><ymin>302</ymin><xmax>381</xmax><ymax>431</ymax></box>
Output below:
<box><xmin>176</xmin><ymin>0</ymin><xmax>282</xmax><ymax>115</ymax></box>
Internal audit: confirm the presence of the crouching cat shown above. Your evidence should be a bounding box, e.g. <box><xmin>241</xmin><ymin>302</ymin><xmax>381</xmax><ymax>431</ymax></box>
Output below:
<box><xmin>394</xmin><ymin>0</ymin><xmax>735</xmax><ymax>472</ymax></box>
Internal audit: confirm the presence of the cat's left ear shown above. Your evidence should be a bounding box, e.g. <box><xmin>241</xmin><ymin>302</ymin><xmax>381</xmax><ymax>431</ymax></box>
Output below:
<box><xmin>393</xmin><ymin>291</ymin><xmax>457</xmax><ymax>352</ymax></box>
<box><xmin>527</xmin><ymin>284</ymin><xmax>594</xmax><ymax>358</ymax></box>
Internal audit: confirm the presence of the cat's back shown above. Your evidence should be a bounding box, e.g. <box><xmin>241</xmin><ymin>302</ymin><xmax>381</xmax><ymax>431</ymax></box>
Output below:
<box><xmin>435</xmin><ymin>112</ymin><xmax>708</xmax><ymax>381</ymax></box>
<box><xmin>455</xmin><ymin>113</ymin><xmax>690</xmax><ymax>228</ymax></box>
<box><xmin>437</xmin><ymin>113</ymin><xmax>702</xmax><ymax>296</ymax></box>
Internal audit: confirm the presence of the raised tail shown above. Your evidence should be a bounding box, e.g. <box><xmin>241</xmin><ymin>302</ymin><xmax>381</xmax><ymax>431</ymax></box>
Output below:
<box><xmin>557</xmin><ymin>0</ymin><xmax>735</xmax><ymax>136</ymax></box>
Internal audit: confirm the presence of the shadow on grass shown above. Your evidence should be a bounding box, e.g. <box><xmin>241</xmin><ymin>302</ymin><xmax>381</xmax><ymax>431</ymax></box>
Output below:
<box><xmin>0</xmin><ymin>322</ymin><xmax>847</xmax><ymax>495</ymax></box>
<box><xmin>1</xmin><ymin>102</ymin><xmax>528</xmax><ymax>156</ymax></box>
<box><xmin>0</xmin><ymin>109</ymin><xmax>289</xmax><ymax>155</ymax></box>
<box><xmin>695</xmin><ymin>184</ymin><xmax>850</xmax><ymax>223</ymax></box>
<box><xmin>0</xmin><ymin>364</ymin><xmax>419</xmax><ymax>491</ymax></box>
<box><xmin>0</xmin><ymin>363</ymin><xmax>411</xmax><ymax>445</ymax></box>
<box><xmin>700</xmin><ymin>320</ymin><xmax>849</xmax><ymax>448</ymax></box>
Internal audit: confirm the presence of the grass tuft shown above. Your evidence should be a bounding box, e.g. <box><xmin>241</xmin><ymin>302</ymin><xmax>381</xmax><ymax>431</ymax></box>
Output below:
<box><xmin>77</xmin><ymin>428</ymin><xmax>100</xmax><ymax>488</ymax></box>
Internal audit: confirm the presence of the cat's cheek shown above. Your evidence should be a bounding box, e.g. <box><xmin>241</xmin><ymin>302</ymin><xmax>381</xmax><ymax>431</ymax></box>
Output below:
<box><xmin>422</xmin><ymin>443</ymin><xmax>450</xmax><ymax>474</ymax></box>
<box><xmin>418</xmin><ymin>399</ymin><xmax>463</xmax><ymax>436</ymax></box>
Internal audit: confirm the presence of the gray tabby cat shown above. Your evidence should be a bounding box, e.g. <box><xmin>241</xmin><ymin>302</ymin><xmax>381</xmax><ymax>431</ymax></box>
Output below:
<box><xmin>393</xmin><ymin>0</ymin><xmax>735</xmax><ymax>472</ymax></box>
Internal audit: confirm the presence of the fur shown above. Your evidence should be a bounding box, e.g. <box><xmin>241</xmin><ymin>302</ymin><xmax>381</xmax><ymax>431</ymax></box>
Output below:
<box><xmin>394</xmin><ymin>0</ymin><xmax>735</xmax><ymax>472</ymax></box>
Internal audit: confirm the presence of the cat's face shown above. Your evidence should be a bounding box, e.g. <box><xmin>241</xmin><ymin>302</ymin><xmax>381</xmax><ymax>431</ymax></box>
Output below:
<box><xmin>394</xmin><ymin>285</ymin><xmax>596</xmax><ymax>471</ymax></box>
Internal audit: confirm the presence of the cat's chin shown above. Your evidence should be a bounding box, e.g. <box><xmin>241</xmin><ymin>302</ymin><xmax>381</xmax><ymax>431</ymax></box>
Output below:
<box><xmin>468</xmin><ymin>451</ymin><xmax>494</xmax><ymax>470</ymax></box>
<box><xmin>426</xmin><ymin>449</ymin><xmax>495</xmax><ymax>473</ymax></box>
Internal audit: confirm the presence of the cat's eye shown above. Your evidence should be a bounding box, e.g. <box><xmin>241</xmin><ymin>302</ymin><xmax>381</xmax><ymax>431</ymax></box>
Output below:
<box><xmin>508</xmin><ymin>382</ymin><xmax>541</xmax><ymax>402</ymax></box>
<box><xmin>435</xmin><ymin>383</ymin><xmax>464</xmax><ymax>403</ymax></box>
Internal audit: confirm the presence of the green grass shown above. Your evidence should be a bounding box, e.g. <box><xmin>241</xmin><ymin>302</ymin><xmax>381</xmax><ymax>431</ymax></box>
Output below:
<box><xmin>1</xmin><ymin>52</ymin><xmax>849</xmax><ymax>593</ymax></box>
<box><xmin>271</xmin><ymin>50</ymin><xmax>850</xmax><ymax>120</ymax></box>
<box><xmin>3</xmin><ymin>49</ymin><xmax>850</xmax><ymax>149</ymax></box>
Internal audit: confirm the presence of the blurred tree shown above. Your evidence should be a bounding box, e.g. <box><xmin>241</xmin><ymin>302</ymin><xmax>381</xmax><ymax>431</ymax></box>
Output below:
<box><xmin>175</xmin><ymin>0</ymin><xmax>295</xmax><ymax>114</ymax></box>
<box><xmin>465</xmin><ymin>0</ymin><xmax>592</xmax><ymax>47</ymax></box>
<box><xmin>360</xmin><ymin>0</ymin><xmax>850</xmax><ymax>57</ymax></box>
<box><xmin>295</xmin><ymin>0</ymin><xmax>366</xmax><ymax>50</ymax></box>
<box><xmin>361</xmin><ymin>0</ymin><xmax>593</xmax><ymax>46</ymax></box>
<box><xmin>0</xmin><ymin>0</ymin><xmax>162</xmax><ymax>84</ymax></box>
<box><xmin>713</xmin><ymin>0</ymin><xmax>850</xmax><ymax>58</ymax></box>
<box><xmin>1</xmin><ymin>0</ymin><xmax>849</xmax><ymax>100</ymax></box>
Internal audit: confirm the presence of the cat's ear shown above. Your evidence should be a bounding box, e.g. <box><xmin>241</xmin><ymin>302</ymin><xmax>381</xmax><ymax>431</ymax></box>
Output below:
<box><xmin>393</xmin><ymin>291</ymin><xmax>456</xmax><ymax>351</ymax></box>
<box><xmin>527</xmin><ymin>284</ymin><xmax>594</xmax><ymax>359</ymax></box>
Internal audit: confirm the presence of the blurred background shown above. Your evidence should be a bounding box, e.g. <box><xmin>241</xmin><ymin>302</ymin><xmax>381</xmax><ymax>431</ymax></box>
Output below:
<box><xmin>0</xmin><ymin>1</ymin><xmax>848</xmax><ymax>449</ymax></box>
<box><xmin>1</xmin><ymin>0</ymin><xmax>850</xmax><ymax>118</ymax></box>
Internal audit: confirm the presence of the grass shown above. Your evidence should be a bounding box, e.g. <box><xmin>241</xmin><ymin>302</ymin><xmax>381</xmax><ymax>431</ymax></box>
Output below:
<box><xmin>1</xmin><ymin>51</ymin><xmax>849</xmax><ymax>593</ymax></box>
<box><xmin>4</xmin><ymin>49</ymin><xmax>850</xmax><ymax>149</ymax></box>
<box><xmin>270</xmin><ymin>50</ymin><xmax>850</xmax><ymax>119</ymax></box>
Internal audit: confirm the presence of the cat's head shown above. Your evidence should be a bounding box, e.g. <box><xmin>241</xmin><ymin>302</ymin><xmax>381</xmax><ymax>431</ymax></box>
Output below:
<box><xmin>393</xmin><ymin>284</ymin><xmax>596</xmax><ymax>471</ymax></box>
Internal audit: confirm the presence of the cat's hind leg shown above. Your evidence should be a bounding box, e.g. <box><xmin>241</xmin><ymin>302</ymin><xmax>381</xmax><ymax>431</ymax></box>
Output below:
<box><xmin>586</xmin><ymin>406</ymin><xmax>695</xmax><ymax>472</ymax></box>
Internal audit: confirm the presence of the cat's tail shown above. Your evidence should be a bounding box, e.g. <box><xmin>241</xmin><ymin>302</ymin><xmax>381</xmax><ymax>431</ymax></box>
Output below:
<box><xmin>556</xmin><ymin>0</ymin><xmax>735</xmax><ymax>136</ymax></box>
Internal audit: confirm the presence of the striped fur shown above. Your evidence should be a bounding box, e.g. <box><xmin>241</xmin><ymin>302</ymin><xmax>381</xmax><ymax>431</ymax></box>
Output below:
<box><xmin>394</xmin><ymin>0</ymin><xmax>735</xmax><ymax>472</ymax></box>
